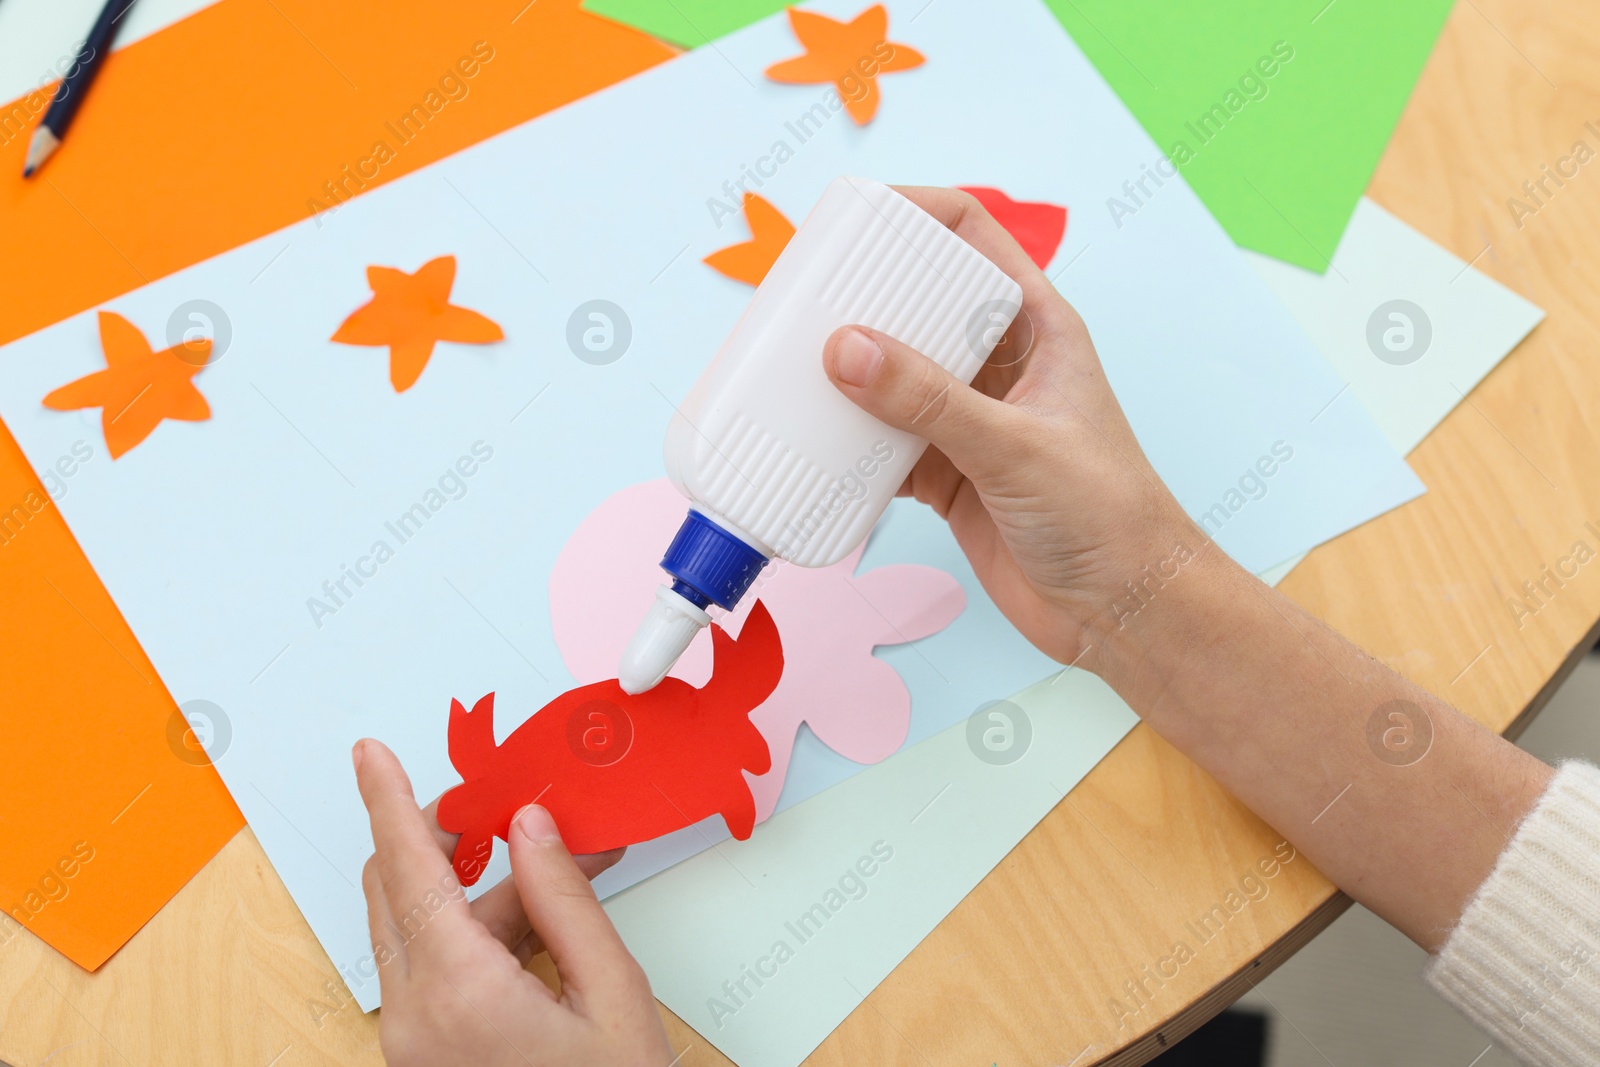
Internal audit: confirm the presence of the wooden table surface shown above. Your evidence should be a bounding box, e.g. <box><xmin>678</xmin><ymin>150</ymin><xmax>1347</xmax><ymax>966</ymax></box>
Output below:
<box><xmin>5</xmin><ymin>1</ymin><xmax>1600</xmax><ymax>1063</ymax></box>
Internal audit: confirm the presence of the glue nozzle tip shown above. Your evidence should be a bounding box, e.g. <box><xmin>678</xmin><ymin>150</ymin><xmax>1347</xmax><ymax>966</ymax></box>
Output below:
<box><xmin>619</xmin><ymin>586</ymin><xmax>710</xmax><ymax>695</ymax></box>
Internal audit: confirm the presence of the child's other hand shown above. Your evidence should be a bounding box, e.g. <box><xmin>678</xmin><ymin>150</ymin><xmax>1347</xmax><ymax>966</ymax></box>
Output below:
<box><xmin>823</xmin><ymin>185</ymin><xmax>1197</xmax><ymax>666</ymax></box>
<box><xmin>353</xmin><ymin>739</ymin><xmax>676</xmax><ymax>1067</ymax></box>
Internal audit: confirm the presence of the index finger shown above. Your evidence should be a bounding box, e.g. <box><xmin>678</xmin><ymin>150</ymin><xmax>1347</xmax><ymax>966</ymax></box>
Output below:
<box><xmin>420</xmin><ymin>795</ymin><xmax>625</xmax><ymax>880</ymax></box>
<box><xmin>890</xmin><ymin>185</ymin><xmax>1094</xmax><ymax>396</ymax></box>
<box><xmin>890</xmin><ymin>185</ymin><xmax>1062</xmax><ymax>308</ymax></box>
<box><xmin>354</xmin><ymin>740</ymin><xmax>473</xmax><ymax>958</ymax></box>
<box><xmin>415</xmin><ymin>794</ymin><xmax>629</xmax><ymax>961</ymax></box>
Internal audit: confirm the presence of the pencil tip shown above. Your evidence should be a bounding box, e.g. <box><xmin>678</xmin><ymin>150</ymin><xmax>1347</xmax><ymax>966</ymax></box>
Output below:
<box><xmin>23</xmin><ymin>126</ymin><xmax>60</xmax><ymax>178</ymax></box>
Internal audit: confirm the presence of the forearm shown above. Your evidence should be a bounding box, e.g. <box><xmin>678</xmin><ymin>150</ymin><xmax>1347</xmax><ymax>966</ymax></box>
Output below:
<box><xmin>1083</xmin><ymin>533</ymin><xmax>1553</xmax><ymax>951</ymax></box>
<box><xmin>816</xmin><ymin>192</ymin><xmax>1559</xmax><ymax>952</ymax></box>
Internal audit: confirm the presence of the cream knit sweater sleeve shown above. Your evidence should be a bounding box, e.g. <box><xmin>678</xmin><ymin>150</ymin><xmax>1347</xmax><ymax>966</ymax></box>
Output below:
<box><xmin>1425</xmin><ymin>760</ymin><xmax>1600</xmax><ymax>1065</ymax></box>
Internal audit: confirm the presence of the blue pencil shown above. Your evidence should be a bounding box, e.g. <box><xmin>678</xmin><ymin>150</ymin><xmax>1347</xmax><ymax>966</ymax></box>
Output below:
<box><xmin>24</xmin><ymin>0</ymin><xmax>140</xmax><ymax>177</ymax></box>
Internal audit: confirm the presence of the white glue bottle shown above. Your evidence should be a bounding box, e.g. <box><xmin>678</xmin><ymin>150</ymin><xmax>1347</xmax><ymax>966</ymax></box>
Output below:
<box><xmin>618</xmin><ymin>177</ymin><xmax>1022</xmax><ymax>694</ymax></box>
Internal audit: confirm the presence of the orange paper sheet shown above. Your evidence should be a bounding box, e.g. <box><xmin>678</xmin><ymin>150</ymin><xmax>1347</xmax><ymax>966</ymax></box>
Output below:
<box><xmin>0</xmin><ymin>0</ymin><xmax>674</xmax><ymax>970</ymax></box>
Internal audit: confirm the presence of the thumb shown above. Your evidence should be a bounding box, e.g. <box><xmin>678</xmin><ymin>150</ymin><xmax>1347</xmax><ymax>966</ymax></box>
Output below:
<box><xmin>507</xmin><ymin>805</ymin><xmax>652</xmax><ymax>1014</ymax></box>
<box><xmin>824</xmin><ymin>325</ymin><xmax>1017</xmax><ymax>484</ymax></box>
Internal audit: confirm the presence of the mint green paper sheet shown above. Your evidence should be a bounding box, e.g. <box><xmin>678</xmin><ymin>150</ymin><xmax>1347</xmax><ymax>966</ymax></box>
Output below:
<box><xmin>582</xmin><ymin>0</ymin><xmax>1455</xmax><ymax>271</ymax></box>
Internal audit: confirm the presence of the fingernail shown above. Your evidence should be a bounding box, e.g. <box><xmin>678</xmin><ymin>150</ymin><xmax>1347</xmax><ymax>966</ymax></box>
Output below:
<box><xmin>832</xmin><ymin>328</ymin><xmax>882</xmax><ymax>387</ymax></box>
<box><xmin>351</xmin><ymin>740</ymin><xmax>365</xmax><ymax>772</ymax></box>
<box><xmin>514</xmin><ymin>804</ymin><xmax>562</xmax><ymax>843</ymax></box>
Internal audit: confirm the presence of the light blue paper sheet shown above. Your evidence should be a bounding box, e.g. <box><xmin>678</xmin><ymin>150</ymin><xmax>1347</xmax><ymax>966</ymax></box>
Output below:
<box><xmin>0</xmin><ymin>0</ymin><xmax>1418</xmax><ymax>1010</ymax></box>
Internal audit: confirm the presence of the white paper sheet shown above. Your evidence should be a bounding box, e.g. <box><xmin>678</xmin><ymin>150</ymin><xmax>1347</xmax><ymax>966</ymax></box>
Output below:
<box><xmin>0</xmin><ymin>0</ymin><xmax>1418</xmax><ymax>1012</ymax></box>
<box><xmin>0</xmin><ymin>0</ymin><xmax>217</xmax><ymax>107</ymax></box>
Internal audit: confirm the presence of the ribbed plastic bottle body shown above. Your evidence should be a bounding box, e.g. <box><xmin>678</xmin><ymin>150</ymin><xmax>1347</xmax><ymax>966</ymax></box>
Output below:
<box><xmin>664</xmin><ymin>177</ymin><xmax>1022</xmax><ymax>568</ymax></box>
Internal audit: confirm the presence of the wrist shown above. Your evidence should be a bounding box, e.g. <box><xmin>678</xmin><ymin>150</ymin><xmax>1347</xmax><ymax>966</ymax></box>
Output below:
<box><xmin>1078</xmin><ymin>522</ymin><xmax>1256</xmax><ymax>710</ymax></box>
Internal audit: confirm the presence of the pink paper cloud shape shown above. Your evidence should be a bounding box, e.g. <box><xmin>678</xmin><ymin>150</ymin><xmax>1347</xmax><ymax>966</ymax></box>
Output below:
<box><xmin>549</xmin><ymin>479</ymin><xmax>966</xmax><ymax>821</ymax></box>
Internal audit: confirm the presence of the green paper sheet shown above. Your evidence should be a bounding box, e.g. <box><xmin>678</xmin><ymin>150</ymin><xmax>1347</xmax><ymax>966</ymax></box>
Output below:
<box><xmin>584</xmin><ymin>0</ymin><xmax>788</xmax><ymax>47</ymax></box>
<box><xmin>581</xmin><ymin>0</ymin><xmax>1455</xmax><ymax>271</ymax></box>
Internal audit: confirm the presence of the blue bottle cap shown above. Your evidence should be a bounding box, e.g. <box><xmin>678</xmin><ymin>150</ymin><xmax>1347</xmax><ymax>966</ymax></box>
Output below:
<box><xmin>660</xmin><ymin>509</ymin><xmax>769</xmax><ymax>611</ymax></box>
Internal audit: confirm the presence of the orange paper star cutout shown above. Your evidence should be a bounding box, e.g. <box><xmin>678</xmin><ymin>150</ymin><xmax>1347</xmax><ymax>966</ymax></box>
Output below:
<box><xmin>331</xmin><ymin>255</ymin><xmax>504</xmax><ymax>392</ymax></box>
<box><xmin>764</xmin><ymin>4</ymin><xmax>925</xmax><ymax>125</ymax></box>
<box><xmin>43</xmin><ymin>311</ymin><xmax>212</xmax><ymax>459</ymax></box>
<box><xmin>704</xmin><ymin>193</ymin><xmax>797</xmax><ymax>287</ymax></box>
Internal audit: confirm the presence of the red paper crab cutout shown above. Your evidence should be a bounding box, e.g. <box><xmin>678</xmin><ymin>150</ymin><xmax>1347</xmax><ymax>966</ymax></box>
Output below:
<box><xmin>956</xmin><ymin>187</ymin><xmax>1068</xmax><ymax>269</ymax></box>
<box><xmin>437</xmin><ymin>601</ymin><xmax>784</xmax><ymax>885</ymax></box>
